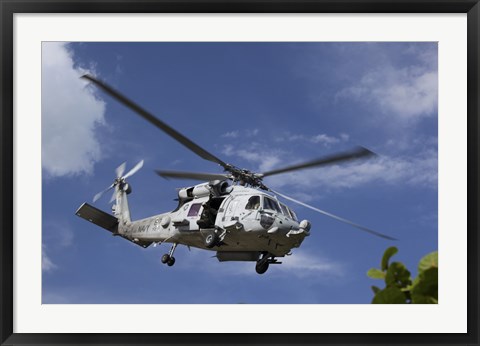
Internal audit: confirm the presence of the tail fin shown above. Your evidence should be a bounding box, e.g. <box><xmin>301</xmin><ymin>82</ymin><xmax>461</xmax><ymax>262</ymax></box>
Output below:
<box><xmin>89</xmin><ymin>160</ymin><xmax>144</xmax><ymax>225</ymax></box>
<box><xmin>113</xmin><ymin>182</ymin><xmax>132</xmax><ymax>224</ymax></box>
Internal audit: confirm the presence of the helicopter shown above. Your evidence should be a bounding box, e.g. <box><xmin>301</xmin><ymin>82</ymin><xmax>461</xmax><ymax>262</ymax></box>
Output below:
<box><xmin>75</xmin><ymin>74</ymin><xmax>396</xmax><ymax>274</ymax></box>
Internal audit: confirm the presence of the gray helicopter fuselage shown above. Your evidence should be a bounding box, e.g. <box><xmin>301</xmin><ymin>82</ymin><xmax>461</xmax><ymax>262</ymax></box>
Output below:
<box><xmin>117</xmin><ymin>185</ymin><xmax>309</xmax><ymax>257</ymax></box>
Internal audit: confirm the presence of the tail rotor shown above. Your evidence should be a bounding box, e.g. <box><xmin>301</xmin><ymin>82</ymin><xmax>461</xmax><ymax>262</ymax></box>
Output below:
<box><xmin>123</xmin><ymin>160</ymin><xmax>144</xmax><ymax>179</ymax></box>
<box><xmin>92</xmin><ymin>160</ymin><xmax>144</xmax><ymax>203</ymax></box>
<box><xmin>115</xmin><ymin>162</ymin><xmax>126</xmax><ymax>179</ymax></box>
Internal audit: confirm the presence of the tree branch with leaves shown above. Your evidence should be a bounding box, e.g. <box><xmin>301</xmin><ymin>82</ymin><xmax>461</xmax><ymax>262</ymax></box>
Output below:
<box><xmin>367</xmin><ymin>247</ymin><xmax>438</xmax><ymax>304</ymax></box>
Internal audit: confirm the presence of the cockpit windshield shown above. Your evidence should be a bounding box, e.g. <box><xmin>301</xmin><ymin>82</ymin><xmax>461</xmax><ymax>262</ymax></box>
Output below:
<box><xmin>279</xmin><ymin>203</ymin><xmax>298</xmax><ymax>221</ymax></box>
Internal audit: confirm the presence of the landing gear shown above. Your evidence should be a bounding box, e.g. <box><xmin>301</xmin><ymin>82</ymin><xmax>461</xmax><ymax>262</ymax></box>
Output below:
<box><xmin>167</xmin><ymin>256</ymin><xmax>175</xmax><ymax>266</ymax></box>
<box><xmin>161</xmin><ymin>243</ymin><xmax>177</xmax><ymax>267</ymax></box>
<box><xmin>255</xmin><ymin>253</ymin><xmax>281</xmax><ymax>275</ymax></box>
<box><xmin>205</xmin><ymin>232</ymin><xmax>220</xmax><ymax>248</ymax></box>
<box><xmin>161</xmin><ymin>254</ymin><xmax>170</xmax><ymax>264</ymax></box>
<box><xmin>255</xmin><ymin>260</ymin><xmax>269</xmax><ymax>274</ymax></box>
<box><xmin>255</xmin><ymin>252</ymin><xmax>271</xmax><ymax>274</ymax></box>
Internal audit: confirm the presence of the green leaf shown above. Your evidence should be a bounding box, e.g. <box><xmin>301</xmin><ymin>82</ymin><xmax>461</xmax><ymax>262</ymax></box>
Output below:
<box><xmin>381</xmin><ymin>246</ymin><xmax>398</xmax><ymax>271</ymax></box>
<box><xmin>412</xmin><ymin>295</ymin><xmax>438</xmax><ymax>304</ymax></box>
<box><xmin>411</xmin><ymin>267</ymin><xmax>438</xmax><ymax>304</ymax></box>
<box><xmin>418</xmin><ymin>251</ymin><xmax>438</xmax><ymax>274</ymax></box>
<box><xmin>371</xmin><ymin>285</ymin><xmax>381</xmax><ymax>294</ymax></box>
<box><xmin>410</xmin><ymin>275</ymin><xmax>420</xmax><ymax>289</ymax></box>
<box><xmin>367</xmin><ymin>268</ymin><xmax>386</xmax><ymax>279</ymax></box>
<box><xmin>372</xmin><ymin>287</ymin><xmax>407</xmax><ymax>304</ymax></box>
<box><xmin>385</xmin><ymin>261</ymin><xmax>411</xmax><ymax>288</ymax></box>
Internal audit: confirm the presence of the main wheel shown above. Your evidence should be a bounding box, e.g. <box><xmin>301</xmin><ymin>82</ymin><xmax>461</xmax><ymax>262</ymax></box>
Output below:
<box><xmin>205</xmin><ymin>233</ymin><xmax>219</xmax><ymax>248</ymax></box>
<box><xmin>255</xmin><ymin>261</ymin><xmax>269</xmax><ymax>274</ymax></box>
<box><xmin>161</xmin><ymin>254</ymin><xmax>170</xmax><ymax>264</ymax></box>
<box><xmin>167</xmin><ymin>256</ymin><xmax>176</xmax><ymax>266</ymax></box>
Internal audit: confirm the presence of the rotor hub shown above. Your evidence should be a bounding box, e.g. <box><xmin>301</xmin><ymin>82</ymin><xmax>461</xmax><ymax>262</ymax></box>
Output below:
<box><xmin>226</xmin><ymin>166</ymin><xmax>268</xmax><ymax>190</ymax></box>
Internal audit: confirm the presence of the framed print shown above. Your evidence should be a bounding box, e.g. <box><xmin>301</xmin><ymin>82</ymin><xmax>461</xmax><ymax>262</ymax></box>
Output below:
<box><xmin>1</xmin><ymin>1</ymin><xmax>479</xmax><ymax>345</ymax></box>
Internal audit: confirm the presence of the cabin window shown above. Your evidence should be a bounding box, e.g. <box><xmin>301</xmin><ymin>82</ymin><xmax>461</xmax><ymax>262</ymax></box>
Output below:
<box><xmin>187</xmin><ymin>203</ymin><xmax>202</xmax><ymax>217</ymax></box>
<box><xmin>263</xmin><ymin>197</ymin><xmax>281</xmax><ymax>213</ymax></box>
<box><xmin>245</xmin><ymin>196</ymin><xmax>261</xmax><ymax>210</ymax></box>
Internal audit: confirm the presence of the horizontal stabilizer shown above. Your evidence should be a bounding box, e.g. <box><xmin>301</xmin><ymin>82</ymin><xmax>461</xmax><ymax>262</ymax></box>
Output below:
<box><xmin>76</xmin><ymin>203</ymin><xmax>152</xmax><ymax>248</ymax></box>
<box><xmin>76</xmin><ymin>203</ymin><xmax>118</xmax><ymax>232</ymax></box>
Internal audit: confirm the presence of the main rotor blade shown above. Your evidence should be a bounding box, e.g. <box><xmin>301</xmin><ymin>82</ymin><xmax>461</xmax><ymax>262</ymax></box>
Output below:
<box><xmin>270</xmin><ymin>189</ymin><xmax>397</xmax><ymax>241</ymax></box>
<box><xmin>93</xmin><ymin>184</ymin><xmax>114</xmax><ymax>203</ymax></box>
<box><xmin>156</xmin><ymin>170</ymin><xmax>230</xmax><ymax>182</ymax></box>
<box><xmin>115</xmin><ymin>162</ymin><xmax>126</xmax><ymax>179</ymax></box>
<box><xmin>261</xmin><ymin>146</ymin><xmax>376</xmax><ymax>177</ymax></box>
<box><xmin>82</xmin><ymin>74</ymin><xmax>228</xmax><ymax>168</ymax></box>
<box><xmin>123</xmin><ymin>160</ymin><xmax>144</xmax><ymax>179</ymax></box>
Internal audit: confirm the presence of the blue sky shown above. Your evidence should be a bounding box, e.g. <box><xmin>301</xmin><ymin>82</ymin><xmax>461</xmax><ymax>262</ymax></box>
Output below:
<box><xmin>41</xmin><ymin>42</ymin><xmax>437</xmax><ymax>304</ymax></box>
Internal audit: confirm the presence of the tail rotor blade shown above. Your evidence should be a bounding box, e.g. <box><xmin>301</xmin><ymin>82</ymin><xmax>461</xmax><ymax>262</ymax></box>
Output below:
<box><xmin>123</xmin><ymin>160</ymin><xmax>144</xmax><ymax>179</ymax></box>
<box><xmin>109</xmin><ymin>189</ymin><xmax>117</xmax><ymax>204</ymax></box>
<box><xmin>270</xmin><ymin>189</ymin><xmax>397</xmax><ymax>241</ymax></box>
<box><xmin>116</xmin><ymin>162</ymin><xmax>126</xmax><ymax>178</ymax></box>
<box><xmin>93</xmin><ymin>184</ymin><xmax>114</xmax><ymax>203</ymax></box>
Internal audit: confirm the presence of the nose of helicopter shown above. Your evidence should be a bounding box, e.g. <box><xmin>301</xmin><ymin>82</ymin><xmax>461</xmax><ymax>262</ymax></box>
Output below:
<box><xmin>260</xmin><ymin>213</ymin><xmax>310</xmax><ymax>237</ymax></box>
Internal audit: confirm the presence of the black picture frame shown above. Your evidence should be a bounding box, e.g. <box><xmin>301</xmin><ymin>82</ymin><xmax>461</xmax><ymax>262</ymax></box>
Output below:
<box><xmin>1</xmin><ymin>1</ymin><xmax>478</xmax><ymax>345</ymax></box>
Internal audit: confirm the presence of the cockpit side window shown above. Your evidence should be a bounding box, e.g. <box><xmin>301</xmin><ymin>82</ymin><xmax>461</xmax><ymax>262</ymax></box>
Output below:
<box><xmin>280</xmin><ymin>203</ymin><xmax>290</xmax><ymax>217</ymax></box>
<box><xmin>287</xmin><ymin>207</ymin><xmax>298</xmax><ymax>221</ymax></box>
<box><xmin>264</xmin><ymin>197</ymin><xmax>281</xmax><ymax>213</ymax></box>
<box><xmin>245</xmin><ymin>196</ymin><xmax>261</xmax><ymax>210</ymax></box>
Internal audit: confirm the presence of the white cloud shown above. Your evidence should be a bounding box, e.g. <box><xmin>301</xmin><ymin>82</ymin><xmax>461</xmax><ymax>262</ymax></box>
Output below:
<box><xmin>167</xmin><ymin>246</ymin><xmax>343</xmax><ymax>279</ymax></box>
<box><xmin>311</xmin><ymin>134</ymin><xmax>340</xmax><ymax>145</ymax></box>
<box><xmin>267</xmin><ymin>148</ymin><xmax>437</xmax><ymax>191</ymax></box>
<box><xmin>246</xmin><ymin>128</ymin><xmax>259</xmax><ymax>137</ymax></box>
<box><xmin>42</xmin><ymin>220</ymin><xmax>75</xmax><ymax>272</ymax></box>
<box><xmin>276</xmin><ymin>251</ymin><xmax>345</xmax><ymax>278</ymax></box>
<box><xmin>221</xmin><ymin>128</ymin><xmax>259</xmax><ymax>139</ymax></box>
<box><xmin>337</xmin><ymin>65</ymin><xmax>437</xmax><ymax>120</ymax></box>
<box><xmin>42</xmin><ymin>42</ymin><xmax>106</xmax><ymax>177</ymax></box>
<box><xmin>223</xmin><ymin>142</ymin><xmax>436</xmax><ymax>192</ymax></box>
<box><xmin>222</xmin><ymin>144</ymin><xmax>283</xmax><ymax>172</ymax></box>
<box><xmin>44</xmin><ymin>221</ymin><xmax>75</xmax><ymax>247</ymax></box>
<box><xmin>43</xmin><ymin>292</ymin><xmax>71</xmax><ymax>304</ymax></box>
<box><xmin>42</xmin><ymin>245</ymin><xmax>57</xmax><ymax>272</ymax></box>
<box><xmin>277</xmin><ymin>132</ymin><xmax>349</xmax><ymax>147</ymax></box>
<box><xmin>222</xmin><ymin>131</ymin><xmax>239</xmax><ymax>138</ymax></box>
<box><xmin>222</xmin><ymin>139</ymin><xmax>436</xmax><ymax>193</ymax></box>
<box><xmin>207</xmin><ymin>251</ymin><xmax>345</xmax><ymax>279</ymax></box>
<box><xmin>310</xmin><ymin>133</ymin><xmax>349</xmax><ymax>147</ymax></box>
